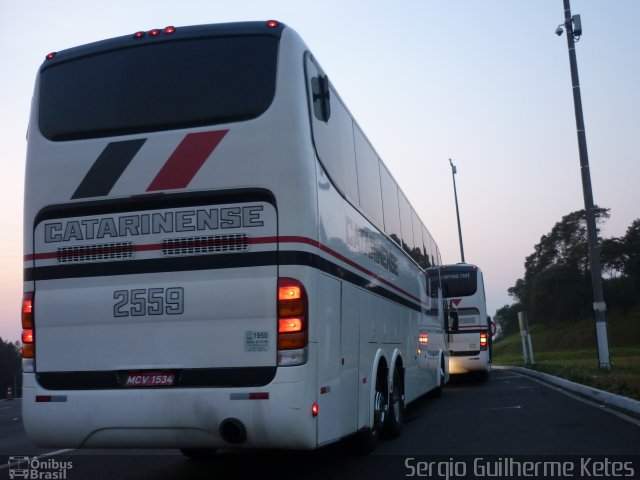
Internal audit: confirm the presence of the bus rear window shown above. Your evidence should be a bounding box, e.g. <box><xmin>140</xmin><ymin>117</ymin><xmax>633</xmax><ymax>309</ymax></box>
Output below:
<box><xmin>39</xmin><ymin>35</ymin><xmax>279</xmax><ymax>141</ymax></box>
<box><xmin>441</xmin><ymin>269</ymin><xmax>477</xmax><ymax>297</ymax></box>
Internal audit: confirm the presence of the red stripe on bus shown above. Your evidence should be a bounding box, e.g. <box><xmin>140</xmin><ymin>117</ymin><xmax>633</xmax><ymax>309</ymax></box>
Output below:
<box><xmin>280</xmin><ymin>236</ymin><xmax>421</xmax><ymax>304</ymax></box>
<box><xmin>146</xmin><ymin>130</ymin><xmax>229</xmax><ymax>192</ymax></box>
<box><xmin>24</xmin><ymin>235</ymin><xmax>421</xmax><ymax>304</ymax></box>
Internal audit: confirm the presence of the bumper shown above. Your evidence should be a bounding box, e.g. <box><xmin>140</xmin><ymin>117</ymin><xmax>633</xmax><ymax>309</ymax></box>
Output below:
<box><xmin>22</xmin><ymin>364</ymin><xmax>317</xmax><ymax>450</ymax></box>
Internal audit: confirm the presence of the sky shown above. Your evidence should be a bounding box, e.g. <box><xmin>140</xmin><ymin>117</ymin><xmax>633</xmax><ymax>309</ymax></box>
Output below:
<box><xmin>1</xmin><ymin>0</ymin><xmax>639</xmax><ymax>342</ymax></box>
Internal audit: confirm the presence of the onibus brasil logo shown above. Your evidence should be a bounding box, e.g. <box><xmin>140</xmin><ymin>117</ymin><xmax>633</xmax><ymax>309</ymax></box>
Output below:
<box><xmin>8</xmin><ymin>456</ymin><xmax>72</xmax><ymax>479</ymax></box>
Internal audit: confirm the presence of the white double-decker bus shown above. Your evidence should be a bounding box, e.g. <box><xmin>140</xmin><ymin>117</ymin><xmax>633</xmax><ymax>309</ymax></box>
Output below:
<box><xmin>439</xmin><ymin>264</ymin><xmax>491</xmax><ymax>379</ymax></box>
<box><xmin>22</xmin><ymin>21</ymin><xmax>448</xmax><ymax>455</ymax></box>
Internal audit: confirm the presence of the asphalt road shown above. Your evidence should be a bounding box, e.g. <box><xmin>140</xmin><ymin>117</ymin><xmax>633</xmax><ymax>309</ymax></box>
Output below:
<box><xmin>1</xmin><ymin>369</ymin><xmax>639</xmax><ymax>479</ymax></box>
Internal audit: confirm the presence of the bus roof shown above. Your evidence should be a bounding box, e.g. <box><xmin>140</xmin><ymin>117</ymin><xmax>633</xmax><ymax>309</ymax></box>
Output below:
<box><xmin>41</xmin><ymin>20</ymin><xmax>285</xmax><ymax>69</ymax></box>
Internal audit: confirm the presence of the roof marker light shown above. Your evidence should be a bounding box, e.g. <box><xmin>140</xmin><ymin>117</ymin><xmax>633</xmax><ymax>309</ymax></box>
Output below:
<box><xmin>46</xmin><ymin>52</ymin><xmax>56</xmax><ymax>60</ymax></box>
<box><xmin>163</xmin><ymin>26</ymin><xmax>176</xmax><ymax>34</ymax></box>
<box><xmin>266</xmin><ymin>20</ymin><xmax>279</xmax><ymax>28</ymax></box>
<box><xmin>149</xmin><ymin>29</ymin><xmax>161</xmax><ymax>37</ymax></box>
<box><xmin>133</xmin><ymin>31</ymin><xmax>145</xmax><ymax>39</ymax></box>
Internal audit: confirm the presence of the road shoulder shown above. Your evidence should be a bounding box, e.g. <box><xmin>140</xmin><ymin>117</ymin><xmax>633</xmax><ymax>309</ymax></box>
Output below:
<box><xmin>493</xmin><ymin>365</ymin><xmax>640</xmax><ymax>420</ymax></box>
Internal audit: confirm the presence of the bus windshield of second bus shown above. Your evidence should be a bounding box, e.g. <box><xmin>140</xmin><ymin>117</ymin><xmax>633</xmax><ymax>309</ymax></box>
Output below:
<box><xmin>440</xmin><ymin>264</ymin><xmax>491</xmax><ymax>380</ymax></box>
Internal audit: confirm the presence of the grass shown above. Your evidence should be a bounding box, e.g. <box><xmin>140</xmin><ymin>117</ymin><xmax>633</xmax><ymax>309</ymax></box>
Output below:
<box><xmin>492</xmin><ymin>307</ymin><xmax>640</xmax><ymax>400</ymax></box>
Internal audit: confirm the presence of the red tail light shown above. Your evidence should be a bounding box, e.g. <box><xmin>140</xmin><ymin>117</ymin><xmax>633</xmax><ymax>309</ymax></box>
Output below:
<box><xmin>21</xmin><ymin>292</ymin><xmax>35</xmax><ymax>358</ymax></box>
<box><xmin>22</xmin><ymin>292</ymin><xmax>34</xmax><ymax>328</ymax></box>
<box><xmin>480</xmin><ymin>331</ymin><xmax>488</xmax><ymax>350</ymax></box>
<box><xmin>277</xmin><ymin>278</ymin><xmax>307</xmax><ymax>350</ymax></box>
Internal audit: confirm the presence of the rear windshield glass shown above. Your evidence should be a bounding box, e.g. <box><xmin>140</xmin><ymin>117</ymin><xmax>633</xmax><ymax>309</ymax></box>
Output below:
<box><xmin>441</xmin><ymin>269</ymin><xmax>478</xmax><ymax>297</ymax></box>
<box><xmin>39</xmin><ymin>35</ymin><xmax>279</xmax><ymax>141</ymax></box>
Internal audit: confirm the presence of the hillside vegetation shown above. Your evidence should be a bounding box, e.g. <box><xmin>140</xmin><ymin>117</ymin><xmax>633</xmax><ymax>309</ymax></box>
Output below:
<box><xmin>493</xmin><ymin>307</ymin><xmax>640</xmax><ymax>400</ymax></box>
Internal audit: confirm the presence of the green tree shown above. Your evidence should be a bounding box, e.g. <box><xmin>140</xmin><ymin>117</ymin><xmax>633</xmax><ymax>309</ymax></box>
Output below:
<box><xmin>621</xmin><ymin>219</ymin><xmax>640</xmax><ymax>282</ymax></box>
<box><xmin>509</xmin><ymin>207</ymin><xmax>609</xmax><ymax>324</ymax></box>
<box><xmin>0</xmin><ymin>337</ymin><xmax>21</xmax><ymax>399</ymax></box>
<box><xmin>494</xmin><ymin>303</ymin><xmax>521</xmax><ymax>337</ymax></box>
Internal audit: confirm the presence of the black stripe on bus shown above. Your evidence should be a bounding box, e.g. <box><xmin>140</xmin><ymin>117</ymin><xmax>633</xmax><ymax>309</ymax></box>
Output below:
<box><xmin>36</xmin><ymin>366</ymin><xmax>277</xmax><ymax>390</ymax></box>
<box><xmin>71</xmin><ymin>139</ymin><xmax>146</xmax><ymax>199</ymax></box>
<box><xmin>278</xmin><ymin>251</ymin><xmax>421</xmax><ymax>312</ymax></box>
<box><xmin>36</xmin><ymin>188</ymin><xmax>276</xmax><ymax>225</ymax></box>
<box><xmin>449</xmin><ymin>350</ymin><xmax>482</xmax><ymax>357</ymax></box>
<box><xmin>450</xmin><ymin>329</ymin><xmax>487</xmax><ymax>335</ymax></box>
<box><xmin>25</xmin><ymin>250</ymin><xmax>422</xmax><ymax>312</ymax></box>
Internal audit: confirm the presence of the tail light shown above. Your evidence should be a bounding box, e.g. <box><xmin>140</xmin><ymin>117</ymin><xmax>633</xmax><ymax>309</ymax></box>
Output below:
<box><xmin>21</xmin><ymin>292</ymin><xmax>35</xmax><ymax>359</ymax></box>
<box><xmin>277</xmin><ymin>278</ymin><xmax>308</xmax><ymax>366</ymax></box>
<box><xmin>480</xmin><ymin>331</ymin><xmax>488</xmax><ymax>351</ymax></box>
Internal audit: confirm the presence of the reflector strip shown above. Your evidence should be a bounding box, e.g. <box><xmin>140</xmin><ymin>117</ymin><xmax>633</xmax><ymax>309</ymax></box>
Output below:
<box><xmin>147</xmin><ymin>130</ymin><xmax>229</xmax><ymax>191</ymax></box>
<box><xmin>72</xmin><ymin>139</ymin><xmax>146</xmax><ymax>199</ymax></box>
<box><xmin>35</xmin><ymin>395</ymin><xmax>67</xmax><ymax>402</ymax></box>
<box><xmin>230</xmin><ymin>392</ymin><xmax>269</xmax><ymax>400</ymax></box>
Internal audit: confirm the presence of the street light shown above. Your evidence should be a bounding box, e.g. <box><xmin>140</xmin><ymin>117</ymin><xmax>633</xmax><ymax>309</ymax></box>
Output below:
<box><xmin>449</xmin><ymin>158</ymin><xmax>465</xmax><ymax>263</ymax></box>
<box><xmin>556</xmin><ymin>0</ymin><xmax>611</xmax><ymax>369</ymax></box>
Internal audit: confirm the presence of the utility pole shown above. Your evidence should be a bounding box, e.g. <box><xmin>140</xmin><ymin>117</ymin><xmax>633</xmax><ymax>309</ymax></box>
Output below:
<box><xmin>556</xmin><ymin>0</ymin><xmax>611</xmax><ymax>369</ymax></box>
<box><xmin>449</xmin><ymin>158</ymin><xmax>465</xmax><ymax>263</ymax></box>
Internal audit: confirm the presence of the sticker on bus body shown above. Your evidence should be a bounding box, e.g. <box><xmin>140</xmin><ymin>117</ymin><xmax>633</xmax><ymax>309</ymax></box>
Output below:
<box><xmin>245</xmin><ymin>330</ymin><xmax>270</xmax><ymax>352</ymax></box>
<box><xmin>123</xmin><ymin>371</ymin><xmax>175</xmax><ymax>387</ymax></box>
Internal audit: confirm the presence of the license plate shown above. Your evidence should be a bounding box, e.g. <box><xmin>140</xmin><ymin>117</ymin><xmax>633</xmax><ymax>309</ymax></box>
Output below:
<box><xmin>123</xmin><ymin>371</ymin><xmax>175</xmax><ymax>387</ymax></box>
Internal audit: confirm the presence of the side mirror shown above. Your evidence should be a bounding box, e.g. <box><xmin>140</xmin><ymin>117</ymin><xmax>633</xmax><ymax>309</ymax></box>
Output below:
<box><xmin>311</xmin><ymin>75</ymin><xmax>331</xmax><ymax>122</ymax></box>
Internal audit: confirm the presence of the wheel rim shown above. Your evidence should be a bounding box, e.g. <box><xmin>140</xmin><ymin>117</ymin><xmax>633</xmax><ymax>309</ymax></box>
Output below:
<box><xmin>391</xmin><ymin>377</ymin><xmax>401</xmax><ymax>419</ymax></box>
<box><xmin>373</xmin><ymin>388</ymin><xmax>387</xmax><ymax>429</ymax></box>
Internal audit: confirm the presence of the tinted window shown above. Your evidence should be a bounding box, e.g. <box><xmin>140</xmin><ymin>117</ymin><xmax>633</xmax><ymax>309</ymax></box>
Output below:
<box><xmin>380</xmin><ymin>165</ymin><xmax>401</xmax><ymax>246</ymax></box>
<box><xmin>441</xmin><ymin>268</ymin><xmax>478</xmax><ymax>297</ymax></box>
<box><xmin>398</xmin><ymin>191</ymin><xmax>414</xmax><ymax>254</ymax></box>
<box><xmin>40</xmin><ymin>35</ymin><xmax>279</xmax><ymax>140</ymax></box>
<box><xmin>306</xmin><ymin>58</ymin><xmax>359</xmax><ymax>203</ymax></box>
<box><xmin>422</xmin><ymin>225</ymin><xmax>433</xmax><ymax>268</ymax></box>
<box><xmin>411</xmin><ymin>210</ymin><xmax>426</xmax><ymax>266</ymax></box>
<box><xmin>354</xmin><ymin>125</ymin><xmax>384</xmax><ymax>228</ymax></box>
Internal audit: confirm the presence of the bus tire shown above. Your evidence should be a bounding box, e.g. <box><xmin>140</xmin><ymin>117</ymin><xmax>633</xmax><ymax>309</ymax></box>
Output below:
<box><xmin>383</xmin><ymin>365</ymin><xmax>404</xmax><ymax>439</ymax></box>
<box><xmin>353</xmin><ymin>366</ymin><xmax>387</xmax><ymax>454</ymax></box>
<box><xmin>180</xmin><ymin>448</ymin><xmax>218</xmax><ymax>460</ymax></box>
<box><xmin>431</xmin><ymin>357</ymin><xmax>446</xmax><ymax>398</ymax></box>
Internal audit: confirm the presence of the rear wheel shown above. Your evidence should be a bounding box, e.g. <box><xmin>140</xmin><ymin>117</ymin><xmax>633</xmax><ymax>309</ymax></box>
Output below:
<box><xmin>431</xmin><ymin>357</ymin><xmax>446</xmax><ymax>398</ymax></box>
<box><xmin>353</xmin><ymin>366</ymin><xmax>388</xmax><ymax>454</ymax></box>
<box><xmin>383</xmin><ymin>366</ymin><xmax>404</xmax><ymax>438</ymax></box>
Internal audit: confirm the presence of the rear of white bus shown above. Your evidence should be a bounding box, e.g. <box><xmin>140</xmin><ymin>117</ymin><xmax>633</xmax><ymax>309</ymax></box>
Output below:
<box><xmin>441</xmin><ymin>265</ymin><xmax>491</xmax><ymax>378</ymax></box>
<box><xmin>22</xmin><ymin>21</ymin><xmax>321</xmax><ymax>450</ymax></box>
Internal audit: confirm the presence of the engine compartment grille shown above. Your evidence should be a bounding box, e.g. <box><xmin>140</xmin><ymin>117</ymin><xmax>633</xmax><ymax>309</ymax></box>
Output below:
<box><xmin>162</xmin><ymin>234</ymin><xmax>248</xmax><ymax>256</ymax></box>
<box><xmin>57</xmin><ymin>242</ymin><xmax>134</xmax><ymax>263</ymax></box>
